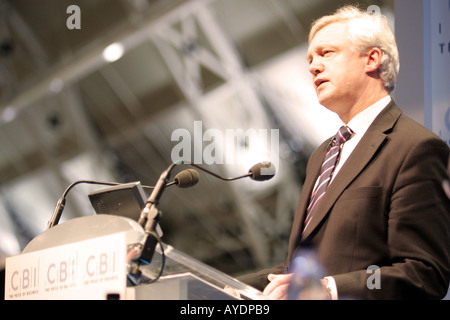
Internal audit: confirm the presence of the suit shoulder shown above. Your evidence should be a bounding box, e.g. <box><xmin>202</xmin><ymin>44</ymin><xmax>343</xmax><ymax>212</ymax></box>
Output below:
<box><xmin>394</xmin><ymin>114</ymin><xmax>447</xmax><ymax>146</ymax></box>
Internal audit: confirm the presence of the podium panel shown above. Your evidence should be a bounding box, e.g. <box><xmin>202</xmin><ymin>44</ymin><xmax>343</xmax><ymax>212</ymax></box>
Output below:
<box><xmin>127</xmin><ymin>273</ymin><xmax>236</xmax><ymax>300</ymax></box>
<box><xmin>131</xmin><ymin>243</ymin><xmax>266</xmax><ymax>300</ymax></box>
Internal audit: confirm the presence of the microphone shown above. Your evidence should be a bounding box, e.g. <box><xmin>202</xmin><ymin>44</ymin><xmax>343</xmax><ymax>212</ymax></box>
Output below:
<box><xmin>137</xmin><ymin>162</ymin><xmax>179</xmax><ymax>265</ymax></box>
<box><xmin>135</xmin><ymin>161</ymin><xmax>276</xmax><ymax>265</ymax></box>
<box><xmin>248</xmin><ymin>162</ymin><xmax>276</xmax><ymax>181</ymax></box>
<box><xmin>185</xmin><ymin>161</ymin><xmax>276</xmax><ymax>182</ymax></box>
<box><xmin>47</xmin><ymin>180</ymin><xmax>122</xmax><ymax>229</ymax></box>
<box><xmin>168</xmin><ymin>169</ymin><xmax>200</xmax><ymax>188</ymax></box>
<box><xmin>138</xmin><ymin>166</ymin><xmax>202</xmax><ymax>235</ymax></box>
<box><xmin>47</xmin><ymin>168</ymin><xmax>200</xmax><ymax>229</ymax></box>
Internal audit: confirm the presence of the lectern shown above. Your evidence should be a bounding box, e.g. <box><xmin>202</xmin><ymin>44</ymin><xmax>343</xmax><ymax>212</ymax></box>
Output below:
<box><xmin>4</xmin><ymin>215</ymin><xmax>266</xmax><ymax>300</ymax></box>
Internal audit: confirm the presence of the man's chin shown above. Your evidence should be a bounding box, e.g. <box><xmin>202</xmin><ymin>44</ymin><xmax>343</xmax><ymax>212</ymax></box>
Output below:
<box><xmin>317</xmin><ymin>95</ymin><xmax>332</xmax><ymax>109</ymax></box>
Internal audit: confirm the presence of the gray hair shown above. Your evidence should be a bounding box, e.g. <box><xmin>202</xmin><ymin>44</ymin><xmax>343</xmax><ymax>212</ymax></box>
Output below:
<box><xmin>309</xmin><ymin>5</ymin><xmax>399</xmax><ymax>92</ymax></box>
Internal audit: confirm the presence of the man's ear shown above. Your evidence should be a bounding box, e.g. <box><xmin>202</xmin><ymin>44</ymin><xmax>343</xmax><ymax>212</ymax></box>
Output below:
<box><xmin>365</xmin><ymin>47</ymin><xmax>382</xmax><ymax>73</ymax></box>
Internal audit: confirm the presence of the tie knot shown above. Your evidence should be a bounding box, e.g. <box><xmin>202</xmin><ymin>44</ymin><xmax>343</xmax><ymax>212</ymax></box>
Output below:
<box><xmin>334</xmin><ymin>126</ymin><xmax>353</xmax><ymax>145</ymax></box>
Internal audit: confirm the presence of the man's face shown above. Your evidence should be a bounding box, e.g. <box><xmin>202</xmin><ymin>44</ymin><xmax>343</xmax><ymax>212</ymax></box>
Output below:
<box><xmin>307</xmin><ymin>22</ymin><xmax>369</xmax><ymax>117</ymax></box>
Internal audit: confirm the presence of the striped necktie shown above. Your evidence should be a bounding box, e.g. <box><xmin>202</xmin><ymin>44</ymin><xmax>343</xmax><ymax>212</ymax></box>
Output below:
<box><xmin>302</xmin><ymin>126</ymin><xmax>354</xmax><ymax>234</ymax></box>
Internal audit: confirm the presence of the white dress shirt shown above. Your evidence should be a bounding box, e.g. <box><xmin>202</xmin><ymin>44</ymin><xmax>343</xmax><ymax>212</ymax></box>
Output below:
<box><xmin>331</xmin><ymin>95</ymin><xmax>392</xmax><ymax>182</ymax></box>
<box><xmin>324</xmin><ymin>95</ymin><xmax>391</xmax><ymax>299</ymax></box>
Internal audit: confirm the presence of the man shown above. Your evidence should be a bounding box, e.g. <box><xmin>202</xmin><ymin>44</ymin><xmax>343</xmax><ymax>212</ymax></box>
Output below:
<box><xmin>240</xmin><ymin>5</ymin><xmax>450</xmax><ymax>299</ymax></box>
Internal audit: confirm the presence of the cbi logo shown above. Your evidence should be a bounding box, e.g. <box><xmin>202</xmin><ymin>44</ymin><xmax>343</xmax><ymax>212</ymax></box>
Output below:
<box><xmin>9</xmin><ymin>263</ymin><xmax>39</xmax><ymax>294</ymax></box>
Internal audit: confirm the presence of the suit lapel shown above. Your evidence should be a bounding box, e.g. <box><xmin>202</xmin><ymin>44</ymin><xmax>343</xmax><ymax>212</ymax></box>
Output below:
<box><xmin>290</xmin><ymin>140</ymin><xmax>329</xmax><ymax>240</ymax></box>
<box><xmin>300</xmin><ymin>101</ymin><xmax>402</xmax><ymax>241</ymax></box>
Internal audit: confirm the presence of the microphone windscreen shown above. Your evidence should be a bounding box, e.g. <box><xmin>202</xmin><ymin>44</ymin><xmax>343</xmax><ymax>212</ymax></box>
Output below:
<box><xmin>248</xmin><ymin>162</ymin><xmax>276</xmax><ymax>181</ymax></box>
<box><xmin>173</xmin><ymin>169</ymin><xmax>200</xmax><ymax>188</ymax></box>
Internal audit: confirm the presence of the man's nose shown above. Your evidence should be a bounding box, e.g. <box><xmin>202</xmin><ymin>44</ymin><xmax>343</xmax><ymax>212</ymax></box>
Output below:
<box><xmin>309</xmin><ymin>59</ymin><xmax>323</xmax><ymax>75</ymax></box>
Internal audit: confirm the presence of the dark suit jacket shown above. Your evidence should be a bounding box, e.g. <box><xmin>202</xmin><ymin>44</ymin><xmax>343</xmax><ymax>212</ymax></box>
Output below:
<box><xmin>240</xmin><ymin>101</ymin><xmax>450</xmax><ymax>299</ymax></box>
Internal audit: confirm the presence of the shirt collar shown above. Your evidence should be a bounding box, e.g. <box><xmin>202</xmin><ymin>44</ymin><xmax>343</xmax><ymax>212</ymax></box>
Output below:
<box><xmin>346</xmin><ymin>95</ymin><xmax>391</xmax><ymax>137</ymax></box>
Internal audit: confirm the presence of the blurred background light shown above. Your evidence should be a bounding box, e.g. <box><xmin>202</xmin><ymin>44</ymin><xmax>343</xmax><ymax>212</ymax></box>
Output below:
<box><xmin>102</xmin><ymin>42</ymin><xmax>125</xmax><ymax>62</ymax></box>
